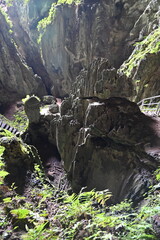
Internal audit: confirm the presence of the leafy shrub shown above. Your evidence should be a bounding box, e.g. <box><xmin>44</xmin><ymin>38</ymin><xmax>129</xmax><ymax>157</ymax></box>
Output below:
<box><xmin>10</xmin><ymin>208</ymin><xmax>30</xmax><ymax>219</ymax></box>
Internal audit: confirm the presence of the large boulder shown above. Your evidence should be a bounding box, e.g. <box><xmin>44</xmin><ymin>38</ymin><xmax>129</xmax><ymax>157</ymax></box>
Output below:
<box><xmin>24</xmin><ymin>96</ymin><xmax>41</xmax><ymax>124</ymax></box>
<box><xmin>0</xmin><ymin>135</ymin><xmax>40</xmax><ymax>193</ymax></box>
<box><xmin>54</xmin><ymin>96</ymin><xmax>159</xmax><ymax>203</ymax></box>
<box><xmin>21</xmin><ymin>93</ymin><xmax>160</xmax><ymax>203</ymax></box>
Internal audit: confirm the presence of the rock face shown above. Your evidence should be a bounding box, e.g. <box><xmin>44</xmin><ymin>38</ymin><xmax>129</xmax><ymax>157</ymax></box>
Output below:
<box><xmin>53</xmin><ymin>96</ymin><xmax>159</xmax><ymax>203</ymax></box>
<box><xmin>0</xmin><ymin>11</ymin><xmax>47</xmax><ymax>107</ymax></box>
<box><xmin>4</xmin><ymin>0</ymin><xmax>159</xmax><ymax>99</ymax></box>
<box><xmin>120</xmin><ymin>0</ymin><xmax>160</xmax><ymax>100</ymax></box>
<box><xmin>133</xmin><ymin>52</ymin><xmax>160</xmax><ymax>102</ymax></box>
<box><xmin>22</xmin><ymin>95</ymin><xmax>159</xmax><ymax>203</ymax></box>
<box><xmin>7</xmin><ymin>0</ymin><xmax>159</xmax><ymax>97</ymax></box>
<box><xmin>153</xmin><ymin>214</ymin><xmax>160</xmax><ymax>238</ymax></box>
<box><xmin>38</xmin><ymin>0</ymin><xmax>151</xmax><ymax>95</ymax></box>
<box><xmin>7</xmin><ymin>0</ymin><xmax>61</xmax><ymax>95</ymax></box>
<box><xmin>72</xmin><ymin>58</ymin><xmax>133</xmax><ymax>98</ymax></box>
<box><xmin>0</xmin><ymin>134</ymin><xmax>39</xmax><ymax>194</ymax></box>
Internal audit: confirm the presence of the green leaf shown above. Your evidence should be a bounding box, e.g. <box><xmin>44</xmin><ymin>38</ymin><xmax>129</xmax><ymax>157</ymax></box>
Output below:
<box><xmin>138</xmin><ymin>234</ymin><xmax>156</xmax><ymax>239</ymax></box>
<box><xmin>3</xmin><ymin>197</ymin><xmax>12</xmax><ymax>203</ymax></box>
<box><xmin>0</xmin><ymin>146</ymin><xmax>5</xmax><ymax>156</ymax></box>
<box><xmin>10</xmin><ymin>208</ymin><xmax>30</xmax><ymax>219</ymax></box>
<box><xmin>156</xmin><ymin>173</ymin><xmax>160</xmax><ymax>181</ymax></box>
<box><xmin>0</xmin><ymin>171</ymin><xmax>9</xmax><ymax>177</ymax></box>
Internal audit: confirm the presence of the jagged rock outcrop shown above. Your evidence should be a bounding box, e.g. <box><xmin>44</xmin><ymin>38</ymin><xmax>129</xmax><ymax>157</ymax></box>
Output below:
<box><xmin>22</xmin><ymin>94</ymin><xmax>159</xmax><ymax>203</ymax></box>
<box><xmin>7</xmin><ymin>0</ymin><xmax>159</xmax><ymax>97</ymax></box>
<box><xmin>54</xmin><ymin>96</ymin><xmax>159</xmax><ymax>203</ymax></box>
<box><xmin>72</xmin><ymin>58</ymin><xmax>134</xmax><ymax>98</ymax></box>
<box><xmin>0</xmin><ymin>11</ymin><xmax>47</xmax><ymax>107</ymax></box>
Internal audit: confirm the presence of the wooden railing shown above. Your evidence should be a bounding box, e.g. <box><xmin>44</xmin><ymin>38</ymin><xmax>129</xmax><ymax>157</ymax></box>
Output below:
<box><xmin>137</xmin><ymin>95</ymin><xmax>160</xmax><ymax>116</ymax></box>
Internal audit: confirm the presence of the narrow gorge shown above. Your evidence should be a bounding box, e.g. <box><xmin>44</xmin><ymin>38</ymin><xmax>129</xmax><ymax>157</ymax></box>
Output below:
<box><xmin>0</xmin><ymin>0</ymin><xmax>160</xmax><ymax>239</ymax></box>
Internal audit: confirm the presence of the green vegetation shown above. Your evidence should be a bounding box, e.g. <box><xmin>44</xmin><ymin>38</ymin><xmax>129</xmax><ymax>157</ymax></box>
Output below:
<box><xmin>37</xmin><ymin>0</ymin><xmax>81</xmax><ymax>31</ymax></box>
<box><xmin>0</xmin><ymin>7</ymin><xmax>13</xmax><ymax>30</ymax></box>
<box><xmin>37</xmin><ymin>0</ymin><xmax>81</xmax><ymax>43</ymax></box>
<box><xmin>4</xmin><ymin>0</ymin><xmax>13</xmax><ymax>7</ymax></box>
<box><xmin>121</xmin><ymin>27</ymin><xmax>160</xmax><ymax>76</ymax></box>
<box><xmin>4</xmin><ymin>0</ymin><xmax>30</xmax><ymax>6</ymax></box>
<box><xmin>23</xmin><ymin>0</ymin><xmax>30</xmax><ymax>3</ymax></box>
<box><xmin>11</xmin><ymin>208</ymin><xmax>31</xmax><ymax>219</ymax></box>
<box><xmin>0</xmin><ymin>127</ymin><xmax>159</xmax><ymax>239</ymax></box>
<box><xmin>0</xmin><ymin>154</ymin><xmax>160</xmax><ymax>239</ymax></box>
<box><xmin>0</xmin><ymin>108</ymin><xmax>28</xmax><ymax>133</ymax></box>
<box><xmin>37</xmin><ymin>3</ymin><xmax>56</xmax><ymax>32</ymax></box>
<box><xmin>0</xmin><ymin>128</ymin><xmax>14</xmax><ymax>138</ymax></box>
<box><xmin>12</xmin><ymin>110</ymin><xmax>28</xmax><ymax>132</ymax></box>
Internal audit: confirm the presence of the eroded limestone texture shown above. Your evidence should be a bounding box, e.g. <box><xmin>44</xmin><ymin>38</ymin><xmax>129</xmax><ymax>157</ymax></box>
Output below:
<box><xmin>54</xmin><ymin>96</ymin><xmax>159</xmax><ymax>203</ymax></box>
<box><xmin>21</xmin><ymin>93</ymin><xmax>160</xmax><ymax>203</ymax></box>
<box><xmin>72</xmin><ymin>58</ymin><xmax>134</xmax><ymax>98</ymax></box>
<box><xmin>7</xmin><ymin>0</ymin><xmax>159</xmax><ymax>97</ymax></box>
<box><xmin>0</xmin><ymin>12</ymin><xmax>47</xmax><ymax>106</ymax></box>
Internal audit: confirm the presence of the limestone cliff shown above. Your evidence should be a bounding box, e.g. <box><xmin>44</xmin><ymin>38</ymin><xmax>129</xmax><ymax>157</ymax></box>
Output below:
<box><xmin>0</xmin><ymin>10</ymin><xmax>47</xmax><ymax>108</ymax></box>
<box><xmin>7</xmin><ymin>0</ymin><xmax>160</xmax><ymax>98</ymax></box>
<box><xmin>121</xmin><ymin>0</ymin><xmax>160</xmax><ymax>101</ymax></box>
<box><xmin>7</xmin><ymin>0</ymin><xmax>54</xmax><ymax>94</ymax></box>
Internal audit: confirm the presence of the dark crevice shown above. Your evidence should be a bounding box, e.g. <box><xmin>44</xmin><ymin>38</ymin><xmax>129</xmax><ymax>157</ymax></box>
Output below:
<box><xmin>34</xmin><ymin>138</ymin><xmax>61</xmax><ymax>164</ymax></box>
<box><xmin>23</xmin><ymin>131</ymin><xmax>63</xmax><ymax>183</ymax></box>
<box><xmin>0</xmin><ymin>104</ymin><xmax>9</xmax><ymax>115</ymax></box>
